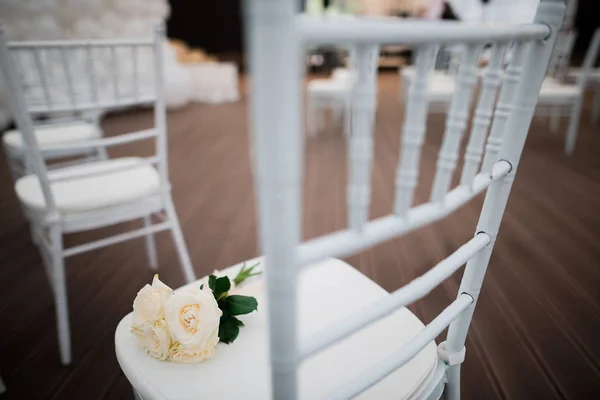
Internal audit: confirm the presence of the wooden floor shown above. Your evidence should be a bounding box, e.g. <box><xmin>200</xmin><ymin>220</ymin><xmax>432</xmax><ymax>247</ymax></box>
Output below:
<box><xmin>1</xmin><ymin>73</ymin><xmax>600</xmax><ymax>399</ymax></box>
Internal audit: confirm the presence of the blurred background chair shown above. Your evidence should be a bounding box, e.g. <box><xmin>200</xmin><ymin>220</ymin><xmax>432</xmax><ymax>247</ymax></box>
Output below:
<box><xmin>307</xmin><ymin>46</ymin><xmax>357</xmax><ymax>137</ymax></box>
<box><xmin>114</xmin><ymin>0</ymin><xmax>564</xmax><ymax>399</ymax></box>
<box><xmin>536</xmin><ymin>27</ymin><xmax>600</xmax><ymax>155</ymax></box>
<box><xmin>0</xmin><ymin>24</ymin><xmax>196</xmax><ymax>366</ymax></box>
<box><xmin>0</xmin><ymin>47</ymin><xmax>108</xmax><ymax>180</ymax></box>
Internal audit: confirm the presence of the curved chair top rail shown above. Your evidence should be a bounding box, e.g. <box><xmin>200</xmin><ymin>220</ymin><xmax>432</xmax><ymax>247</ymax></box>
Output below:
<box><xmin>297</xmin><ymin>16</ymin><xmax>552</xmax><ymax>45</ymax></box>
<box><xmin>7</xmin><ymin>38</ymin><xmax>155</xmax><ymax>48</ymax></box>
<box><xmin>1</xmin><ymin>24</ymin><xmax>163</xmax><ymax>115</ymax></box>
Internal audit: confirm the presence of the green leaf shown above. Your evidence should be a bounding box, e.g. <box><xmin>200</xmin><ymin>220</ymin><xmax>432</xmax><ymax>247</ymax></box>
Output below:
<box><xmin>199</xmin><ymin>284</ymin><xmax>204</xmax><ymax>290</ymax></box>
<box><xmin>214</xmin><ymin>276</ymin><xmax>231</xmax><ymax>294</ymax></box>
<box><xmin>218</xmin><ymin>316</ymin><xmax>241</xmax><ymax>344</ymax></box>
<box><xmin>226</xmin><ymin>295</ymin><xmax>258</xmax><ymax>316</ymax></box>
<box><xmin>233</xmin><ymin>262</ymin><xmax>262</xmax><ymax>286</ymax></box>
<box><xmin>208</xmin><ymin>275</ymin><xmax>217</xmax><ymax>291</ymax></box>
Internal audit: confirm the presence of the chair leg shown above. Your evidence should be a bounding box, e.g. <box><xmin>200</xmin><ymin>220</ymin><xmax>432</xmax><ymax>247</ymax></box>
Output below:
<box><xmin>133</xmin><ymin>387</ymin><xmax>143</xmax><ymax>400</ymax></box>
<box><xmin>96</xmin><ymin>146</ymin><xmax>109</xmax><ymax>161</ymax></box>
<box><xmin>49</xmin><ymin>224</ymin><xmax>71</xmax><ymax>365</ymax></box>
<box><xmin>445</xmin><ymin>364</ymin><xmax>461</xmax><ymax>400</ymax></box>
<box><xmin>142</xmin><ymin>216</ymin><xmax>158</xmax><ymax>271</ymax></box>
<box><xmin>164</xmin><ymin>197</ymin><xmax>196</xmax><ymax>283</ymax></box>
<box><xmin>0</xmin><ymin>374</ymin><xmax>6</xmax><ymax>394</ymax></box>
<box><xmin>565</xmin><ymin>102</ymin><xmax>583</xmax><ymax>156</ymax></box>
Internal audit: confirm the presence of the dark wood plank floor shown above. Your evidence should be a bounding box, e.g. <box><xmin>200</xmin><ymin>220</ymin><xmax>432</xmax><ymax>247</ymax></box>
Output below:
<box><xmin>1</xmin><ymin>73</ymin><xmax>600</xmax><ymax>399</ymax></box>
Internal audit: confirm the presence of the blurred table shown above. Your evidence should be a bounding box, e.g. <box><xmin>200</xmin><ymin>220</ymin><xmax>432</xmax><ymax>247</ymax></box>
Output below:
<box><xmin>185</xmin><ymin>62</ymin><xmax>240</xmax><ymax>104</ymax></box>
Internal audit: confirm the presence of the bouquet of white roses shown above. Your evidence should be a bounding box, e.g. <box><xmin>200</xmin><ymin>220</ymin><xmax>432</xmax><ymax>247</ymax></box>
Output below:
<box><xmin>130</xmin><ymin>262</ymin><xmax>260</xmax><ymax>363</ymax></box>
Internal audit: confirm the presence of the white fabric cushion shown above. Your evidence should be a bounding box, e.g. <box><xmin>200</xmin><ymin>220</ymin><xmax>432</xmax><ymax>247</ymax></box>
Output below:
<box><xmin>308</xmin><ymin>79</ymin><xmax>353</xmax><ymax>95</ymax></box>
<box><xmin>2</xmin><ymin>121</ymin><xmax>99</xmax><ymax>149</ymax></box>
<box><xmin>15</xmin><ymin>157</ymin><xmax>160</xmax><ymax>213</ymax></box>
<box><xmin>115</xmin><ymin>258</ymin><xmax>439</xmax><ymax>400</ymax></box>
<box><xmin>538</xmin><ymin>79</ymin><xmax>581</xmax><ymax>99</ymax></box>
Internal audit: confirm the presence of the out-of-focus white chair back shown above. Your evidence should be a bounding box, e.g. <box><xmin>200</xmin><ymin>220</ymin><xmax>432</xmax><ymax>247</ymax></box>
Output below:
<box><xmin>0</xmin><ymin>23</ymin><xmax>197</xmax><ymax>367</ymax></box>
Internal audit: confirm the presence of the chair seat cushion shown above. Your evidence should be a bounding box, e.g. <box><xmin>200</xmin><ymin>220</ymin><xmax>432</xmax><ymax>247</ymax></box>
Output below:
<box><xmin>115</xmin><ymin>258</ymin><xmax>439</xmax><ymax>400</ymax></box>
<box><xmin>538</xmin><ymin>79</ymin><xmax>581</xmax><ymax>99</ymax></box>
<box><xmin>2</xmin><ymin>122</ymin><xmax>99</xmax><ymax>149</ymax></box>
<box><xmin>308</xmin><ymin>79</ymin><xmax>353</xmax><ymax>95</ymax></box>
<box><xmin>15</xmin><ymin>157</ymin><xmax>161</xmax><ymax>213</ymax></box>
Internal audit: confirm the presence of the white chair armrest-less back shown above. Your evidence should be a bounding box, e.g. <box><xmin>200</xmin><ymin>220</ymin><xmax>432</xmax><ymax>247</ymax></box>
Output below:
<box><xmin>245</xmin><ymin>1</ymin><xmax>565</xmax><ymax>399</ymax></box>
<box><xmin>0</xmin><ymin>24</ymin><xmax>170</xmax><ymax>216</ymax></box>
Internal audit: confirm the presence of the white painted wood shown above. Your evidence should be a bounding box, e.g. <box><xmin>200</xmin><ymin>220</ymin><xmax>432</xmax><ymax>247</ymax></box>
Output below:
<box><xmin>245</xmin><ymin>0</ymin><xmax>302</xmax><ymax>397</ymax></box>
<box><xmin>298</xmin><ymin>17</ymin><xmax>550</xmax><ymax>45</ymax></box>
<box><xmin>0</xmin><ymin>24</ymin><xmax>197</xmax><ymax>366</ymax></box>
<box><xmin>143</xmin><ymin>215</ymin><xmax>159</xmax><ymax>270</ymax></box>
<box><xmin>445</xmin><ymin>2</ymin><xmax>566</xmax><ymax>399</ymax></box>
<box><xmin>347</xmin><ymin>44</ymin><xmax>379</xmax><ymax>230</ymax></box>
<box><xmin>394</xmin><ymin>45</ymin><xmax>437</xmax><ymax>216</ymax></box>
<box><xmin>460</xmin><ymin>43</ymin><xmax>508</xmax><ymax>185</ymax></box>
<box><xmin>480</xmin><ymin>42</ymin><xmax>527</xmax><ymax>173</ymax></box>
<box><xmin>62</xmin><ymin>222</ymin><xmax>171</xmax><ymax>258</ymax></box>
<box><xmin>431</xmin><ymin>44</ymin><xmax>481</xmax><ymax>202</ymax></box>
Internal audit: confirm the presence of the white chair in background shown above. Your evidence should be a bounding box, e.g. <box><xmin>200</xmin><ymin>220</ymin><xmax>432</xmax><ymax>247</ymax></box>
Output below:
<box><xmin>1</xmin><ymin>47</ymin><xmax>110</xmax><ymax>179</ymax></box>
<box><xmin>0</xmin><ymin>24</ymin><xmax>196</xmax><ymax>366</ymax></box>
<box><xmin>535</xmin><ymin>27</ymin><xmax>600</xmax><ymax>155</ymax></box>
<box><xmin>114</xmin><ymin>0</ymin><xmax>564</xmax><ymax>399</ymax></box>
<box><xmin>0</xmin><ymin>375</ymin><xmax>5</xmax><ymax>395</ymax></box>
<box><xmin>306</xmin><ymin>48</ymin><xmax>357</xmax><ymax>137</ymax></box>
<box><xmin>547</xmin><ymin>29</ymin><xmax>577</xmax><ymax>80</ymax></box>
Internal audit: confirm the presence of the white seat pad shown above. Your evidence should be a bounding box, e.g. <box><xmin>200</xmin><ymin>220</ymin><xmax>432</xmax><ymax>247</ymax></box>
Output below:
<box><xmin>538</xmin><ymin>79</ymin><xmax>581</xmax><ymax>99</ymax></box>
<box><xmin>15</xmin><ymin>157</ymin><xmax>161</xmax><ymax>213</ymax></box>
<box><xmin>308</xmin><ymin>79</ymin><xmax>353</xmax><ymax>95</ymax></box>
<box><xmin>2</xmin><ymin>121</ymin><xmax>99</xmax><ymax>149</ymax></box>
<box><xmin>115</xmin><ymin>258</ymin><xmax>438</xmax><ymax>400</ymax></box>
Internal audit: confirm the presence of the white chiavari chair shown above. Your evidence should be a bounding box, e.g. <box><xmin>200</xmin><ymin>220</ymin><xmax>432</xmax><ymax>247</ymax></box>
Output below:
<box><xmin>0</xmin><ymin>24</ymin><xmax>196</xmax><ymax>366</ymax></box>
<box><xmin>114</xmin><ymin>1</ymin><xmax>565</xmax><ymax>399</ymax></box>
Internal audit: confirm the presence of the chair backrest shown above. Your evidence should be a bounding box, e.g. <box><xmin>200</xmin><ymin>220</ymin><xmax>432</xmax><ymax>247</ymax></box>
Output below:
<box><xmin>576</xmin><ymin>27</ymin><xmax>600</xmax><ymax>88</ymax></box>
<box><xmin>244</xmin><ymin>0</ymin><xmax>565</xmax><ymax>399</ymax></box>
<box><xmin>0</xmin><ymin>24</ymin><xmax>169</xmax><ymax>214</ymax></box>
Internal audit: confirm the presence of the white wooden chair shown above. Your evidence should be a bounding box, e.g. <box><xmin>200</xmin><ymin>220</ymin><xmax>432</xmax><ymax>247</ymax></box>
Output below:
<box><xmin>307</xmin><ymin>47</ymin><xmax>357</xmax><ymax>137</ymax></box>
<box><xmin>536</xmin><ymin>27</ymin><xmax>600</xmax><ymax>155</ymax></box>
<box><xmin>114</xmin><ymin>0</ymin><xmax>564</xmax><ymax>399</ymax></box>
<box><xmin>1</xmin><ymin>45</ymin><xmax>109</xmax><ymax>180</ymax></box>
<box><xmin>0</xmin><ymin>24</ymin><xmax>197</xmax><ymax>366</ymax></box>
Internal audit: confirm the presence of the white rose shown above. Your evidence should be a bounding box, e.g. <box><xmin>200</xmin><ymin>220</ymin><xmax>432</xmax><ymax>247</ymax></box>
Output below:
<box><xmin>165</xmin><ymin>287</ymin><xmax>222</xmax><ymax>347</ymax></box>
<box><xmin>132</xmin><ymin>319</ymin><xmax>172</xmax><ymax>360</ymax></box>
<box><xmin>132</xmin><ymin>275</ymin><xmax>173</xmax><ymax>326</ymax></box>
<box><xmin>169</xmin><ymin>327</ymin><xmax>219</xmax><ymax>364</ymax></box>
